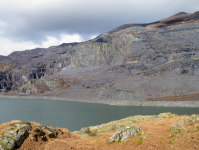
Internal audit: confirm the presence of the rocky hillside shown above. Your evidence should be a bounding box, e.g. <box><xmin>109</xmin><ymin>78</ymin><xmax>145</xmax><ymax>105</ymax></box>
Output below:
<box><xmin>1</xmin><ymin>12</ymin><xmax>199</xmax><ymax>104</ymax></box>
<box><xmin>0</xmin><ymin>42</ymin><xmax>80</xmax><ymax>91</ymax></box>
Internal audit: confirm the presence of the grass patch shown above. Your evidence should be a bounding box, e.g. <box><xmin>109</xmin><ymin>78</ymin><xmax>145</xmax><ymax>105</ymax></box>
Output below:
<box><xmin>196</xmin><ymin>126</ymin><xmax>199</xmax><ymax>131</ymax></box>
<box><xmin>134</xmin><ymin>137</ymin><xmax>144</xmax><ymax>145</ymax></box>
<box><xmin>159</xmin><ymin>136</ymin><xmax>164</xmax><ymax>140</ymax></box>
<box><xmin>169</xmin><ymin>140</ymin><xmax>175</xmax><ymax>144</ymax></box>
<box><xmin>140</xmin><ymin>131</ymin><xmax>145</xmax><ymax>136</ymax></box>
<box><xmin>89</xmin><ymin>130</ymin><xmax>98</xmax><ymax>136</ymax></box>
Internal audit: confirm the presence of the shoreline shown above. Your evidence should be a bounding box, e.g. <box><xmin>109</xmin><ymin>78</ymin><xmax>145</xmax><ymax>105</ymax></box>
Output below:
<box><xmin>1</xmin><ymin>94</ymin><xmax>199</xmax><ymax>107</ymax></box>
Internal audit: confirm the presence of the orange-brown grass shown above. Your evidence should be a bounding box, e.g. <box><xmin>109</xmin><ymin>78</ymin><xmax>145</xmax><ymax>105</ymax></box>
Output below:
<box><xmin>2</xmin><ymin>114</ymin><xmax>199</xmax><ymax>150</ymax></box>
<box><xmin>0</xmin><ymin>120</ymin><xmax>20</xmax><ymax>135</ymax></box>
<box><xmin>147</xmin><ymin>93</ymin><xmax>199</xmax><ymax>101</ymax></box>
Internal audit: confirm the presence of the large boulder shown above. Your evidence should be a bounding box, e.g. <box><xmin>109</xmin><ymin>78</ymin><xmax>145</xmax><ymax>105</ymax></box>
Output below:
<box><xmin>0</xmin><ymin>122</ymin><xmax>31</xmax><ymax>150</ymax></box>
<box><xmin>108</xmin><ymin>126</ymin><xmax>141</xmax><ymax>143</ymax></box>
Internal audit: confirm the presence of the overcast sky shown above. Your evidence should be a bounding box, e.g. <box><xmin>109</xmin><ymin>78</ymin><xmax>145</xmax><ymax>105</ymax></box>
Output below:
<box><xmin>0</xmin><ymin>0</ymin><xmax>198</xmax><ymax>56</ymax></box>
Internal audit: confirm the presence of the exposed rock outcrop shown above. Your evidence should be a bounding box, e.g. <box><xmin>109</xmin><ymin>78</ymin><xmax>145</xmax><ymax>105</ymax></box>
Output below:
<box><xmin>77</xmin><ymin>127</ymin><xmax>91</xmax><ymax>134</ymax></box>
<box><xmin>0</xmin><ymin>121</ymin><xmax>63</xmax><ymax>150</ymax></box>
<box><xmin>0</xmin><ymin>122</ymin><xmax>31</xmax><ymax>150</ymax></box>
<box><xmin>108</xmin><ymin>126</ymin><xmax>141</xmax><ymax>142</ymax></box>
<box><xmin>170</xmin><ymin>121</ymin><xmax>185</xmax><ymax>134</ymax></box>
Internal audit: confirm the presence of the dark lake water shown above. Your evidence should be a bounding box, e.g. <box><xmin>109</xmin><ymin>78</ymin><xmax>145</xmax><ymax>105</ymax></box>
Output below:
<box><xmin>0</xmin><ymin>98</ymin><xmax>199</xmax><ymax>131</ymax></box>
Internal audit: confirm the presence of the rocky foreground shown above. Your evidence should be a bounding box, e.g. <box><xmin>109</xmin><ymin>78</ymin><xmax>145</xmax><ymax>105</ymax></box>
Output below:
<box><xmin>1</xmin><ymin>113</ymin><xmax>199</xmax><ymax>150</ymax></box>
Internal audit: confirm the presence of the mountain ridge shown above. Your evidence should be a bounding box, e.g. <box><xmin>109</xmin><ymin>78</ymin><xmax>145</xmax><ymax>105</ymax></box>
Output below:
<box><xmin>1</xmin><ymin>12</ymin><xmax>199</xmax><ymax>106</ymax></box>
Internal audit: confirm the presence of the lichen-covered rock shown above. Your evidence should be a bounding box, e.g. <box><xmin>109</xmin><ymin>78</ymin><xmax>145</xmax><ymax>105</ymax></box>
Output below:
<box><xmin>108</xmin><ymin>126</ymin><xmax>141</xmax><ymax>143</ymax></box>
<box><xmin>47</xmin><ymin>128</ymin><xmax>58</xmax><ymax>138</ymax></box>
<box><xmin>186</xmin><ymin>116</ymin><xmax>196</xmax><ymax>123</ymax></box>
<box><xmin>77</xmin><ymin>127</ymin><xmax>91</xmax><ymax>134</ymax></box>
<box><xmin>0</xmin><ymin>122</ymin><xmax>31</xmax><ymax>150</ymax></box>
<box><xmin>170</xmin><ymin>121</ymin><xmax>185</xmax><ymax>134</ymax></box>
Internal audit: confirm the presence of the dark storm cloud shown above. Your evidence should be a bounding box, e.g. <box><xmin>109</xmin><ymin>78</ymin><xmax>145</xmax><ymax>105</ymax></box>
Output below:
<box><xmin>0</xmin><ymin>0</ymin><xmax>199</xmax><ymax>44</ymax></box>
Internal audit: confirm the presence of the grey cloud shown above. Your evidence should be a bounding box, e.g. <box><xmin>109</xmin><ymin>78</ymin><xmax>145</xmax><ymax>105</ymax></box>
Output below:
<box><xmin>0</xmin><ymin>0</ymin><xmax>198</xmax><ymax>44</ymax></box>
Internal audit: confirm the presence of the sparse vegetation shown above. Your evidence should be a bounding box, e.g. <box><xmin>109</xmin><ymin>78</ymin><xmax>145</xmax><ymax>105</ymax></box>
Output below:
<box><xmin>134</xmin><ymin>137</ymin><xmax>144</xmax><ymax>145</ymax></box>
<box><xmin>0</xmin><ymin>113</ymin><xmax>199</xmax><ymax>149</ymax></box>
<box><xmin>88</xmin><ymin>130</ymin><xmax>98</xmax><ymax>136</ymax></box>
<box><xmin>196</xmin><ymin>126</ymin><xmax>199</xmax><ymax>131</ymax></box>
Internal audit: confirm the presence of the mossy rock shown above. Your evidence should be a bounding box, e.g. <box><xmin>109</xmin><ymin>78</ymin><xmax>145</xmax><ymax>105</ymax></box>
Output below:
<box><xmin>33</xmin><ymin>126</ymin><xmax>42</xmax><ymax>132</ymax></box>
<box><xmin>78</xmin><ymin>127</ymin><xmax>91</xmax><ymax>134</ymax></box>
<box><xmin>170</xmin><ymin>121</ymin><xmax>185</xmax><ymax>135</ymax></box>
<box><xmin>47</xmin><ymin>128</ymin><xmax>58</xmax><ymax>138</ymax></box>
<box><xmin>88</xmin><ymin>130</ymin><xmax>98</xmax><ymax>136</ymax></box>
<box><xmin>0</xmin><ymin>121</ymin><xmax>31</xmax><ymax>150</ymax></box>
<box><xmin>108</xmin><ymin>126</ymin><xmax>141</xmax><ymax>143</ymax></box>
<box><xmin>186</xmin><ymin>116</ymin><xmax>196</xmax><ymax>124</ymax></box>
<box><xmin>11</xmin><ymin>122</ymin><xmax>31</xmax><ymax>131</ymax></box>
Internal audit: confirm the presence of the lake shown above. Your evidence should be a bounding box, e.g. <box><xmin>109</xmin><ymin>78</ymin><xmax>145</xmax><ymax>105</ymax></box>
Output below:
<box><xmin>0</xmin><ymin>98</ymin><xmax>199</xmax><ymax>131</ymax></box>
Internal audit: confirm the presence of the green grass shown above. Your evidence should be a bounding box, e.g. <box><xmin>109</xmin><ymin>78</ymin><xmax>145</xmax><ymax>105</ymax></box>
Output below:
<box><xmin>88</xmin><ymin>130</ymin><xmax>98</xmax><ymax>136</ymax></box>
<box><xmin>196</xmin><ymin>126</ymin><xmax>199</xmax><ymax>131</ymax></box>
<box><xmin>159</xmin><ymin>136</ymin><xmax>164</xmax><ymax>140</ymax></box>
<box><xmin>134</xmin><ymin>137</ymin><xmax>144</xmax><ymax>145</ymax></box>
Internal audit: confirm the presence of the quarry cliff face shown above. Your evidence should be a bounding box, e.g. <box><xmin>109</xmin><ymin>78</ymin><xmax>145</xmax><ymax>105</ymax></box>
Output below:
<box><xmin>0</xmin><ymin>43</ymin><xmax>79</xmax><ymax>91</ymax></box>
<box><xmin>1</xmin><ymin>12</ymin><xmax>199</xmax><ymax>103</ymax></box>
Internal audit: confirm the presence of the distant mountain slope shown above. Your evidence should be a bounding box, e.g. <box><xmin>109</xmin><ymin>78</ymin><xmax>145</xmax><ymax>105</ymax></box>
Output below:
<box><xmin>1</xmin><ymin>12</ymin><xmax>199</xmax><ymax>105</ymax></box>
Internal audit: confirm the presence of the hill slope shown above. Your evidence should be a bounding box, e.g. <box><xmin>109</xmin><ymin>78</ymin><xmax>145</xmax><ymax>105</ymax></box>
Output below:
<box><xmin>1</xmin><ymin>12</ymin><xmax>199</xmax><ymax>105</ymax></box>
<box><xmin>1</xmin><ymin>113</ymin><xmax>199</xmax><ymax>150</ymax></box>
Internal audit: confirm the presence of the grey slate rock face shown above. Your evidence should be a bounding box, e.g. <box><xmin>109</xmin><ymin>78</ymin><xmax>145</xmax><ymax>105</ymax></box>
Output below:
<box><xmin>13</xmin><ymin>129</ymin><xmax>29</xmax><ymax>148</ymax></box>
<box><xmin>2</xmin><ymin>12</ymin><xmax>199</xmax><ymax>105</ymax></box>
<box><xmin>108</xmin><ymin>126</ymin><xmax>141</xmax><ymax>142</ymax></box>
<box><xmin>0</xmin><ymin>122</ymin><xmax>31</xmax><ymax>150</ymax></box>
